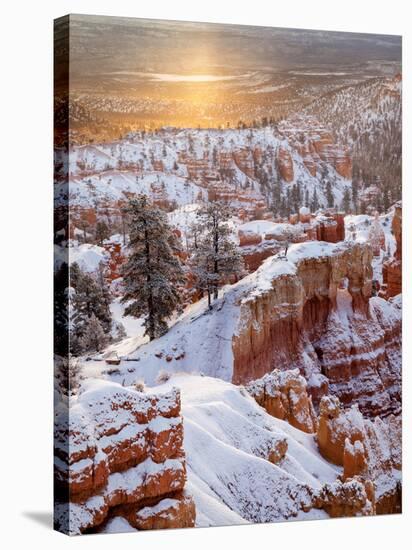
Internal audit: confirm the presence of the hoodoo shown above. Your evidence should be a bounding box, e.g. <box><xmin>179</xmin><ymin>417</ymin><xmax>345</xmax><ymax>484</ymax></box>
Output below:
<box><xmin>54</xmin><ymin>380</ymin><xmax>195</xmax><ymax>534</ymax></box>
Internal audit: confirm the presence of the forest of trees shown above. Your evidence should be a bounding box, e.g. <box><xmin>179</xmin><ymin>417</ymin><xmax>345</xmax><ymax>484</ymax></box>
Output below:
<box><xmin>54</xmin><ymin>194</ymin><xmax>247</xmax><ymax>357</ymax></box>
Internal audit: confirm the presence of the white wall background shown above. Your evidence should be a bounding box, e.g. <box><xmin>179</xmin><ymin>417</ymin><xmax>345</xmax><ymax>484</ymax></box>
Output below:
<box><xmin>0</xmin><ymin>0</ymin><xmax>409</xmax><ymax>548</ymax></box>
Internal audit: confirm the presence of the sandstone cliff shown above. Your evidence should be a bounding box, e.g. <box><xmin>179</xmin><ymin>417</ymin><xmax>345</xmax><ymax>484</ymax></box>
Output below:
<box><xmin>247</xmin><ymin>370</ymin><xmax>401</xmax><ymax>516</ymax></box>
<box><xmin>232</xmin><ymin>241</ymin><xmax>401</xmax><ymax>417</ymax></box>
<box><xmin>121</xmin><ymin>241</ymin><xmax>401</xmax><ymax>421</ymax></box>
<box><xmin>247</xmin><ymin>369</ymin><xmax>318</xmax><ymax>433</ymax></box>
<box><xmin>317</xmin><ymin>395</ymin><xmax>401</xmax><ymax>514</ymax></box>
<box><xmin>382</xmin><ymin>202</ymin><xmax>402</xmax><ymax>298</ymax></box>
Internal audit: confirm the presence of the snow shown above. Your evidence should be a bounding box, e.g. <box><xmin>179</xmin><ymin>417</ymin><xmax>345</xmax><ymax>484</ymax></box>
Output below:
<box><xmin>149</xmin><ymin>373</ymin><xmax>339</xmax><ymax>526</ymax></box>
<box><xmin>83</xmin><ymin>240</ymin><xmax>366</xmax><ymax>386</ymax></box>
<box><xmin>136</xmin><ymin>497</ymin><xmax>180</xmax><ymax>519</ymax></box>
<box><xmin>344</xmin><ymin>211</ymin><xmax>396</xmax><ymax>282</ymax></box>
<box><xmin>58</xmin><ymin>123</ymin><xmax>353</xmax><ymax>216</ymax></box>
<box><xmin>101</xmin><ymin>516</ymin><xmax>137</xmax><ymax>533</ymax></box>
<box><xmin>238</xmin><ymin>220</ymin><xmax>303</xmax><ymax>240</ymax></box>
<box><xmin>68</xmin><ymin>242</ymin><xmax>108</xmax><ymax>272</ymax></box>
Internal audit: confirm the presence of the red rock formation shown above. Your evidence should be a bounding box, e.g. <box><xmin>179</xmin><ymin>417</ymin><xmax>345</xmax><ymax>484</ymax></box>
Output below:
<box><xmin>278</xmin><ymin>116</ymin><xmax>352</xmax><ymax>180</ymax></box>
<box><xmin>299</xmin><ymin>207</ymin><xmax>311</xmax><ymax>224</ymax></box>
<box><xmin>124</xmin><ymin>493</ymin><xmax>196</xmax><ymax>530</ymax></box>
<box><xmin>54</xmin><ymin>381</ymin><xmax>195</xmax><ymax>534</ymax></box>
<box><xmin>232</xmin><ymin>242</ymin><xmax>401</xmax><ymax>417</ymax></box>
<box><xmin>368</xmin><ymin>214</ymin><xmax>386</xmax><ymax>257</ymax></box>
<box><xmin>103</xmin><ymin>240</ymin><xmax>124</xmax><ymax>281</ymax></box>
<box><xmin>276</xmin><ymin>147</ymin><xmax>294</xmax><ymax>182</ymax></box>
<box><xmin>247</xmin><ymin>369</ymin><xmax>318</xmax><ymax>433</ymax></box>
<box><xmin>238</xmin><ymin>230</ymin><xmax>262</xmax><ymax>247</ymax></box>
<box><xmin>382</xmin><ymin>202</ymin><xmax>402</xmax><ymax>297</ymax></box>
<box><xmin>317</xmin><ymin>396</ymin><xmax>364</xmax><ymax>465</ymax></box>
<box><xmin>314</xmin><ymin>478</ymin><xmax>375</xmax><ymax>517</ymax></box>
<box><xmin>233</xmin><ymin>148</ymin><xmax>255</xmax><ymax>178</ymax></box>
<box><xmin>315</xmin><ymin>212</ymin><xmax>345</xmax><ymax>243</ymax></box>
<box><xmin>316</xmin><ymin>395</ymin><xmax>401</xmax><ymax>514</ymax></box>
<box><xmin>241</xmin><ymin>242</ymin><xmax>281</xmax><ymax>272</ymax></box>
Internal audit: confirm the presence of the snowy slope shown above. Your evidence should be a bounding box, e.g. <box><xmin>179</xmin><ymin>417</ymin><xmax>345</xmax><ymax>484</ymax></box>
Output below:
<box><xmin>147</xmin><ymin>373</ymin><xmax>336</xmax><ymax>526</ymax></box>
<box><xmin>82</xmin><ymin>241</ymin><xmax>351</xmax><ymax>385</ymax></box>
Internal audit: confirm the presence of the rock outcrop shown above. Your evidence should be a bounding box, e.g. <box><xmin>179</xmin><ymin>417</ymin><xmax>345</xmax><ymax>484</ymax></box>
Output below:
<box><xmin>276</xmin><ymin>146</ymin><xmax>294</xmax><ymax>182</ymax></box>
<box><xmin>278</xmin><ymin>115</ymin><xmax>352</xmax><ymax>179</ymax></box>
<box><xmin>313</xmin><ymin>478</ymin><xmax>375</xmax><ymax>517</ymax></box>
<box><xmin>54</xmin><ymin>380</ymin><xmax>195</xmax><ymax>534</ymax></box>
<box><xmin>247</xmin><ymin>369</ymin><xmax>318</xmax><ymax>433</ymax></box>
<box><xmin>123</xmin><ymin>241</ymin><xmax>400</xmax><ymax>421</ymax></box>
<box><xmin>382</xmin><ymin>202</ymin><xmax>402</xmax><ymax>298</ymax></box>
<box><xmin>315</xmin><ymin>212</ymin><xmax>345</xmax><ymax>243</ymax></box>
<box><xmin>317</xmin><ymin>395</ymin><xmax>401</xmax><ymax>513</ymax></box>
<box><xmin>232</xmin><ymin>241</ymin><xmax>401</xmax><ymax>417</ymax></box>
<box><xmin>237</xmin><ymin>213</ymin><xmax>347</xmax><ymax>274</ymax></box>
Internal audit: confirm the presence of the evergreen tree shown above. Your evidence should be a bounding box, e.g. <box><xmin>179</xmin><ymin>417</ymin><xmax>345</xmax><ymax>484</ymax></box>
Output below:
<box><xmin>95</xmin><ymin>220</ymin><xmax>110</xmax><ymax>245</ymax></box>
<box><xmin>121</xmin><ymin>195</ymin><xmax>185</xmax><ymax>341</ymax></box>
<box><xmin>342</xmin><ymin>188</ymin><xmax>352</xmax><ymax>213</ymax></box>
<box><xmin>326</xmin><ymin>181</ymin><xmax>334</xmax><ymax>208</ymax></box>
<box><xmin>69</xmin><ymin>262</ymin><xmax>112</xmax><ymax>355</ymax></box>
<box><xmin>80</xmin><ymin>313</ymin><xmax>109</xmax><ymax>353</ymax></box>
<box><xmin>311</xmin><ymin>188</ymin><xmax>319</xmax><ymax>212</ymax></box>
<box><xmin>382</xmin><ymin>186</ymin><xmax>390</xmax><ymax>211</ymax></box>
<box><xmin>351</xmin><ymin>179</ymin><xmax>359</xmax><ymax>213</ymax></box>
<box><xmin>55</xmin><ymin>355</ymin><xmax>82</xmax><ymax>396</ymax></box>
<box><xmin>54</xmin><ymin>262</ymin><xmax>69</xmax><ymax>357</ymax></box>
<box><xmin>190</xmin><ymin>200</ymin><xmax>243</xmax><ymax>308</ymax></box>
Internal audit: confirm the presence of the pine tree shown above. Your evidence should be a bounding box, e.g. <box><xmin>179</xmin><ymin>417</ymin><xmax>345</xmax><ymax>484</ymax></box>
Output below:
<box><xmin>121</xmin><ymin>194</ymin><xmax>185</xmax><ymax>341</ymax></box>
<box><xmin>54</xmin><ymin>262</ymin><xmax>69</xmax><ymax>357</ymax></box>
<box><xmin>342</xmin><ymin>188</ymin><xmax>352</xmax><ymax>213</ymax></box>
<box><xmin>326</xmin><ymin>181</ymin><xmax>334</xmax><ymax>208</ymax></box>
<box><xmin>311</xmin><ymin>188</ymin><xmax>319</xmax><ymax>212</ymax></box>
<box><xmin>190</xmin><ymin>200</ymin><xmax>243</xmax><ymax>308</ymax></box>
<box><xmin>351</xmin><ymin>179</ymin><xmax>359</xmax><ymax>213</ymax></box>
<box><xmin>95</xmin><ymin>220</ymin><xmax>110</xmax><ymax>245</ymax></box>
<box><xmin>55</xmin><ymin>355</ymin><xmax>82</xmax><ymax>396</ymax></box>
<box><xmin>69</xmin><ymin>262</ymin><xmax>112</xmax><ymax>355</ymax></box>
<box><xmin>80</xmin><ymin>313</ymin><xmax>109</xmax><ymax>352</ymax></box>
<box><xmin>304</xmin><ymin>189</ymin><xmax>310</xmax><ymax>208</ymax></box>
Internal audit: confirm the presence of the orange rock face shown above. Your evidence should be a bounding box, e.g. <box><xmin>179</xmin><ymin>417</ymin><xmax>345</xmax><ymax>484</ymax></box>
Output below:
<box><xmin>247</xmin><ymin>369</ymin><xmax>318</xmax><ymax>433</ymax></box>
<box><xmin>315</xmin><ymin>212</ymin><xmax>345</xmax><ymax>243</ymax></box>
<box><xmin>278</xmin><ymin>115</ymin><xmax>352</xmax><ymax>180</ymax></box>
<box><xmin>276</xmin><ymin>146</ymin><xmax>294</xmax><ymax>182</ymax></box>
<box><xmin>54</xmin><ymin>381</ymin><xmax>195</xmax><ymax>534</ymax></box>
<box><xmin>314</xmin><ymin>478</ymin><xmax>375</xmax><ymax>517</ymax></box>
<box><xmin>125</xmin><ymin>493</ymin><xmax>196</xmax><ymax>530</ymax></box>
<box><xmin>316</xmin><ymin>395</ymin><xmax>401</xmax><ymax>514</ymax></box>
<box><xmin>103</xmin><ymin>240</ymin><xmax>124</xmax><ymax>281</ymax></box>
<box><xmin>317</xmin><ymin>396</ymin><xmax>364</xmax><ymax>465</ymax></box>
<box><xmin>232</xmin><ymin>242</ymin><xmax>401</xmax><ymax>418</ymax></box>
<box><xmin>382</xmin><ymin>202</ymin><xmax>402</xmax><ymax>298</ymax></box>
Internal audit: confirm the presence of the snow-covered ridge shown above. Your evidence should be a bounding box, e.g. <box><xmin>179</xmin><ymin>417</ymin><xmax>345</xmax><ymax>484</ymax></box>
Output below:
<box><xmin>57</xmin><ymin>122</ymin><xmax>352</xmax><ymax>217</ymax></box>
<box><xmin>84</xmin><ymin>240</ymin><xmax>368</xmax><ymax>386</ymax></box>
